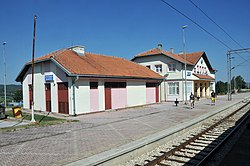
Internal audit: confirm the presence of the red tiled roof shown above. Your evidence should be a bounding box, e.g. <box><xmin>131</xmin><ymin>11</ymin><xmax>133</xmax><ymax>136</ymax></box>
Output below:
<box><xmin>32</xmin><ymin>48</ymin><xmax>163</xmax><ymax>79</ymax></box>
<box><xmin>133</xmin><ymin>48</ymin><xmax>208</xmax><ymax>66</ymax></box>
<box><xmin>193</xmin><ymin>74</ymin><xmax>215</xmax><ymax>80</ymax></box>
<box><xmin>179</xmin><ymin>52</ymin><xmax>204</xmax><ymax>65</ymax></box>
<box><xmin>134</xmin><ymin>48</ymin><xmax>194</xmax><ymax>65</ymax></box>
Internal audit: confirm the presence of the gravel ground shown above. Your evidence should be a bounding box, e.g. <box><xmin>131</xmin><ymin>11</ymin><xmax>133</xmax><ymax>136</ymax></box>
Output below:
<box><xmin>121</xmin><ymin>101</ymin><xmax>250</xmax><ymax>166</ymax></box>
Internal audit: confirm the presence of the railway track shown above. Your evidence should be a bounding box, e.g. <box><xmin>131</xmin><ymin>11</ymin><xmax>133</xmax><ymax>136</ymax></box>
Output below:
<box><xmin>135</xmin><ymin>99</ymin><xmax>250</xmax><ymax>166</ymax></box>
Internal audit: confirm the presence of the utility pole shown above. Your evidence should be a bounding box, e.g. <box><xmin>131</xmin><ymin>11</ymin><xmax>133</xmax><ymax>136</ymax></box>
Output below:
<box><xmin>227</xmin><ymin>48</ymin><xmax>250</xmax><ymax>101</ymax></box>
<box><xmin>182</xmin><ymin>25</ymin><xmax>188</xmax><ymax>104</ymax></box>
<box><xmin>31</xmin><ymin>15</ymin><xmax>37</xmax><ymax>123</ymax></box>
<box><xmin>2</xmin><ymin>42</ymin><xmax>7</xmax><ymax>108</ymax></box>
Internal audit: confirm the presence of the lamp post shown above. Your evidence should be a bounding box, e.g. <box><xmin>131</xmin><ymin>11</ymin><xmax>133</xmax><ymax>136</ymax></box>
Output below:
<box><xmin>182</xmin><ymin>25</ymin><xmax>188</xmax><ymax>104</ymax></box>
<box><xmin>2</xmin><ymin>42</ymin><xmax>7</xmax><ymax>108</ymax></box>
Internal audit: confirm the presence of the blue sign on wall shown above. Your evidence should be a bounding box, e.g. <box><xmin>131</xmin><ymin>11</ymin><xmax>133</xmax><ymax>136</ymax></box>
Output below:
<box><xmin>187</xmin><ymin>72</ymin><xmax>191</xmax><ymax>76</ymax></box>
<box><xmin>45</xmin><ymin>75</ymin><xmax>54</xmax><ymax>82</ymax></box>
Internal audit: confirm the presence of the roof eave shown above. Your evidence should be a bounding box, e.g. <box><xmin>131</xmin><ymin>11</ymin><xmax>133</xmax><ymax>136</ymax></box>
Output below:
<box><xmin>132</xmin><ymin>52</ymin><xmax>193</xmax><ymax>65</ymax></box>
<box><xmin>50</xmin><ymin>58</ymin><xmax>72</xmax><ymax>76</ymax></box>
<box><xmin>15</xmin><ymin>64</ymin><xmax>31</xmax><ymax>82</ymax></box>
<box><xmin>68</xmin><ymin>74</ymin><xmax>164</xmax><ymax>81</ymax></box>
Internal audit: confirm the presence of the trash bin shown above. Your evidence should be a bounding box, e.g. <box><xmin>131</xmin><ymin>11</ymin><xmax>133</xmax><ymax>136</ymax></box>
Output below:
<box><xmin>0</xmin><ymin>106</ymin><xmax>5</xmax><ymax>119</ymax></box>
<box><xmin>12</xmin><ymin>106</ymin><xmax>22</xmax><ymax>118</ymax></box>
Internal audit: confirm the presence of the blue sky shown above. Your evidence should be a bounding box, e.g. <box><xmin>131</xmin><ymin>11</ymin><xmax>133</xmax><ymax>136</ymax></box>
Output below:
<box><xmin>1</xmin><ymin>0</ymin><xmax>250</xmax><ymax>84</ymax></box>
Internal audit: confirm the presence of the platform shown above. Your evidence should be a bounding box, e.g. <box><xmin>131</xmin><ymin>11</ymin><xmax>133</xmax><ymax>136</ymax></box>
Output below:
<box><xmin>0</xmin><ymin>93</ymin><xmax>249</xmax><ymax>166</ymax></box>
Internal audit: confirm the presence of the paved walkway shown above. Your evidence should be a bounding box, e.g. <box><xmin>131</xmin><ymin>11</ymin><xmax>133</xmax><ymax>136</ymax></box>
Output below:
<box><xmin>0</xmin><ymin>118</ymin><xmax>30</xmax><ymax>128</ymax></box>
<box><xmin>0</xmin><ymin>93</ymin><xmax>249</xmax><ymax>166</ymax></box>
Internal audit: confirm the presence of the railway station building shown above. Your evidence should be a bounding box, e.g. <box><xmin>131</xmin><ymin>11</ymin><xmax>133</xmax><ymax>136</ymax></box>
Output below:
<box><xmin>16</xmin><ymin>46</ymin><xmax>163</xmax><ymax>115</ymax></box>
<box><xmin>132</xmin><ymin>44</ymin><xmax>216</xmax><ymax>101</ymax></box>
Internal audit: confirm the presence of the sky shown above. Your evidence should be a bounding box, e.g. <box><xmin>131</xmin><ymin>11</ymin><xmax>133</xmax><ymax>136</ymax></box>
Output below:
<box><xmin>1</xmin><ymin>0</ymin><xmax>250</xmax><ymax>84</ymax></box>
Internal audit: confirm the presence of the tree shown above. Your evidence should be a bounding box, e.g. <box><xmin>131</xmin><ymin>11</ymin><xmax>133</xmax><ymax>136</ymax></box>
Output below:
<box><xmin>235</xmin><ymin>75</ymin><xmax>246</xmax><ymax>90</ymax></box>
<box><xmin>231</xmin><ymin>75</ymin><xmax>246</xmax><ymax>91</ymax></box>
<box><xmin>13</xmin><ymin>89</ymin><xmax>23</xmax><ymax>102</ymax></box>
<box><xmin>216</xmin><ymin>81</ymin><xmax>227</xmax><ymax>95</ymax></box>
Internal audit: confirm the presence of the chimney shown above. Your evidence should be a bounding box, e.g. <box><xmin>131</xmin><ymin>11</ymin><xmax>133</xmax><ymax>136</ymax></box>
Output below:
<box><xmin>69</xmin><ymin>45</ymin><xmax>85</xmax><ymax>56</ymax></box>
<box><xmin>170</xmin><ymin>48</ymin><xmax>174</xmax><ymax>53</ymax></box>
<box><xmin>158</xmin><ymin>43</ymin><xmax>163</xmax><ymax>50</ymax></box>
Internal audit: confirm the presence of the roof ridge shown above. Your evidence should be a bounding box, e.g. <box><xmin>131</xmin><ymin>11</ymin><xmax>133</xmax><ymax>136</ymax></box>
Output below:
<box><xmin>135</xmin><ymin>47</ymin><xmax>160</xmax><ymax>56</ymax></box>
<box><xmin>52</xmin><ymin>48</ymin><xmax>68</xmax><ymax>58</ymax></box>
<box><xmin>86</xmin><ymin>52</ymin><xmax>123</xmax><ymax>59</ymax></box>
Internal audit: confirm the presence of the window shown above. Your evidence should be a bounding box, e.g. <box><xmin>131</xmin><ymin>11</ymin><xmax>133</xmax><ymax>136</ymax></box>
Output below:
<box><xmin>146</xmin><ymin>82</ymin><xmax>158</xmax><ymax>87</ymax></box>
<box><xmin>146</xmin><ymin>65</ymin><xmax>151</xmax><ymax>69</ymax></box>
<box><xmin>105</xmin><ymin>82</ymin><xmax>126</xmax><ymax>88</ymax></box>
<box><xmin>155</xmin><ymin>64</ymin><xmax>162</xmax><ymax>73</ymax></box>
<box><xmin>168</xmin><ymin>63</ymin><xmax>176</xmax><ymax>72</ymax></box>
<box><xmin>90</xmin><ymin>82</ymin><xmax>98</xmax><ymax>89</ymax></box>
<box><xmin>168</xmin><ymin>82</ymin><xmax>179</xmax><ymax>95</ymax></box>
<box><xmin>194</xmin><ymin>68</ymin><xmax>196</xmax><ymax>73</ymax></box>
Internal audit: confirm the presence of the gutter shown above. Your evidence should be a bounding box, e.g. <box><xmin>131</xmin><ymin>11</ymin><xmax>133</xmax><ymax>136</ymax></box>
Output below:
<box><xmin>51</xmin><ymin>57</ymin><xmax>163</xmax><ymax>81</ymax></box>
<box><xmin>72</xmin><ymin>75</ymin><xmax>79</xmax><ymax>116</ymax></box>
<box><xmin>68</xmin><ymin>74</ymin><xmax>164</xmax><ymax>81</ymax></box>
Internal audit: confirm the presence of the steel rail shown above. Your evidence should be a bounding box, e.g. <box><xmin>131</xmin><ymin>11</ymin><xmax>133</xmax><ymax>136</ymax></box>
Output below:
<box><xmin>139</xmin><ymin>100</ymin><xmax>250</xmax><ymax>166</ymax></box>
<box><xmin>196</xmin><ymin>109</ymin><xmax>250</xmax><ymax>165</ymax></box>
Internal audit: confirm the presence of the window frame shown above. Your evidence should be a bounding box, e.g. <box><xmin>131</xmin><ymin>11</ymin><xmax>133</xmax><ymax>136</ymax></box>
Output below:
<box><xmin>168</xmin><ymin>63</ymin><xmax>176</xmax><ymax>72</ymax></box>
<box><xmin>90</xmin><ymin>82</ymin><xmax>98</xmax><ymax>89</ymax></box>
<box><xmin>168</xmin><ymin>82</ymin><xmax>179</xmax><ymax>95</ymax></box>
<box><xmin>155</xmin><ymin>64</ymin><xmax>162</xmax><ymax>73</ymax></box>
<box><xmin>104</xmin><ymin>82</ymin><xmax>126</xmax><ymax>88</ymax></box>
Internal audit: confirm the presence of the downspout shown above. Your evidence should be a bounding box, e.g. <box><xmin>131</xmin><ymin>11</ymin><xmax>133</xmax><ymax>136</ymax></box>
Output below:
<box><xmin>72</xmin><ymin>75</ymin><xmax>79</xmax><ymax>116</ymax></box>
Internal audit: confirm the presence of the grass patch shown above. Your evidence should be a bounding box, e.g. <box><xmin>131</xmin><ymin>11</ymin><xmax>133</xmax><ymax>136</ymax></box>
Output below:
<box><xmin>1</xmin><ymin>110</ymin><xmax>78</xmax><ymax>132</ymax></box>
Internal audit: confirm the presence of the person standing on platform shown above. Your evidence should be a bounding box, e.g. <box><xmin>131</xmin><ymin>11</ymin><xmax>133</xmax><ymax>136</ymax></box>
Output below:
<box><xmin>189</xmin><ymin>92</ymin><xmax>195</xmax><ymax>109</ymax></box>
<box><xmin>211</xmin><ymin>90</ymin><xmax>216</xmax><ymax>105</ymax></box>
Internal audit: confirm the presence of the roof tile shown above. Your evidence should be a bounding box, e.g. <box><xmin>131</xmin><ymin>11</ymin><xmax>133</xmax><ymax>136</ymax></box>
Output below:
<box><xmin>33</xmin><ymin>48</ymin><xmax>163</xmax><ymax>79</ymax></box>
<box><xmin>133</xmin><ymin>48</ymin><xmax>204</xmax><ymax>65</ymax></box>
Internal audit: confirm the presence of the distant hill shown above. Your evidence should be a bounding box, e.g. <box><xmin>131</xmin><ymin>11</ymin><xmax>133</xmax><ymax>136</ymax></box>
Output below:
<box><xmin>0</xmin><ymin>84</ymin><xmax>22</xmax><ymax>100</ymax></box>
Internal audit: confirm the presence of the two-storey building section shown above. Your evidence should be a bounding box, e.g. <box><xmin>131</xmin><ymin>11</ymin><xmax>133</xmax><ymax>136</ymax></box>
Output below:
<box><xmin>132</xmin><ymin>44</ymin><xmax>216</xmax><ymax>101</ymax></box>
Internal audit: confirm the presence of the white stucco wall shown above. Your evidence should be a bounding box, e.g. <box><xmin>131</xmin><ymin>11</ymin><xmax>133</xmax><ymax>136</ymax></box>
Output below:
<box><xmin>21</xmin><ymin>60</ymin><xmax>161</xmax><ymax>114</ymax></box>
<box><xmin>126</xmin><ymin>81</ymin><xmax>146</xmax><ymax>107</ymax></box>
<box><xmin>98</xmin><ymin>80</ymin><xmax>105</xmax><ymax>111</ymax></box>
<box><xmin>22</xmin><ymin>61</ymin><xmax>69</xmax><ymax>112</ymax></box>
<box><xmin>133</xmin><ymin>55</ymin><xmax>168</xmax><ymax>76</ymax></box>
<box><xmin>191</xmin><ymin>57</ymin><xmax>215</xmax><ymax>80</ymax></box>
<box><xmin>22</xmin><ymin>71</ymin><xmax>30</xmax><ymax>110</ymax></box>
<box><xmin>22</xmin><ymin>64</ymin><xmax>46</xmax><ymax>111</ymax></box>
<box><xmin>74</xmin><ymin>79</ymin><xmax>90</xmax><ymax>114</ymax></box>
<box><xmin>33</xmin><ymin>64</ymin><xmax>46</xmax><ymax>111</ymax></box>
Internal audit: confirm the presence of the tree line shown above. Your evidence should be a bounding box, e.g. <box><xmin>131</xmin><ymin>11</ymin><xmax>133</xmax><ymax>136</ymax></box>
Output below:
<box><xmin>216</xmin><ymin>75</ymin><xmax>248</xmax><ymax>95</ymax></box>
<box><xmin>0</xmin><ymin>84</ymin><xmax>22</xmax><ymax>103</ymax></box>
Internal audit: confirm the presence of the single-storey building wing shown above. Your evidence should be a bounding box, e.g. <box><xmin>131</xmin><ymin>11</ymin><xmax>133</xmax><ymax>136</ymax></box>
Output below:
<box><xmin>16</xmin><ymin>46</ymin><xmax>163</xmax><ymax>115</ymax></box>
<box><xmin>132</xmin><ymin>44</ymin><xmax>216</xmax><ymax>102</ymax></box>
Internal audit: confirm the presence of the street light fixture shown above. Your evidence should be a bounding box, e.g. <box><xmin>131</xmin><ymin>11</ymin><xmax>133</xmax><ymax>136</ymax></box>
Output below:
<box><xmin>182</xmin><ymin>25</ymin><xmax>188</xmax><ymax>104</ymax></box>
<box><xmin>2</xmin><ymin>42</ymin><xmax>7</xmax><ymax>108</ymax></box>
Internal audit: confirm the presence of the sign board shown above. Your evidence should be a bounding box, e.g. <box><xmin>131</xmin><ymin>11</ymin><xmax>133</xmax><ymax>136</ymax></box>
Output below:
<box><xmin>45</xmin><ymin>75</ymin><xmax>54</xmax><ymax>82</ymax></box>
<box><xmin>187</xmin><ymin>72</ymin><xmax>191</xmax><ymax>76</ymax></box>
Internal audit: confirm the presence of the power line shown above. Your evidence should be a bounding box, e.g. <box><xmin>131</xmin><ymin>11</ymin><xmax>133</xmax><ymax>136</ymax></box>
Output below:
<box><xmin>188</xmin><ymin>0</ymin><xmax>244</xmax><ymax>48</ymax></box>
<box><xmin>159</xmin><ymin>0</ymin><xmax>250</xmax><ymax>67</ymax></box>
<box><xmin>160</xmin><ymin>0</ymin><xmax>232</xmax><ymax>49</ymax></box>
<box><xmin>187</xmin><ymin>0</ymin><xmax>250</xmax><ymax>65</ymax></box>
